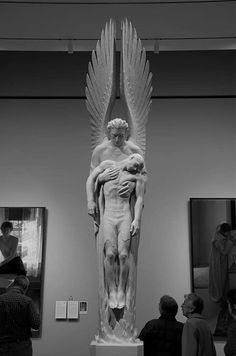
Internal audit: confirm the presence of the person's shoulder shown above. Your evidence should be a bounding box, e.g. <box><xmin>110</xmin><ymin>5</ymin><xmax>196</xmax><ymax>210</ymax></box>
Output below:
<box><xmin>10</xmin><ymin>235</ymin><xmax>18</xmax><ymax>242</ymax></box>
<box><xmin>126</xmin><ymin>140</ymin><xmax>142</xmax><ymax>152</ymax></box>
<box><xmin>92</xmin><ymin>139</ymin><xmax>110</xmax><ymax>153</ymax></box>
<box><xmin>19</xmin><ymin>293</ymin><xmax>34</xmax><ymax>304</ymax></box>
<box><xmin>186</xmin><ymin>314</ymin><xmax>205</xmax><ymax>327</ymax></box>
<box><xmin>145</xmin><ymin>318</ymin><xmax>159</xmax><ymax>327</ymax></box>
<box><xmin>176</xmin><ymin>320</ymin><xmax>184</xmax><ymax>329</ymax></box>
<box><xmin>0</xmin><ymin>292</ymin><xmax>7</xmax><ymax>300</ymax></box>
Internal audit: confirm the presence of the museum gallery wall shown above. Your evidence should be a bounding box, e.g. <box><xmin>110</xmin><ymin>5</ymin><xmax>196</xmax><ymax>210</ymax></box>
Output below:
<box><xmin>0</xmin><ymin>51</ymin><xmax>235</xmax><ymax>355</ymax></box>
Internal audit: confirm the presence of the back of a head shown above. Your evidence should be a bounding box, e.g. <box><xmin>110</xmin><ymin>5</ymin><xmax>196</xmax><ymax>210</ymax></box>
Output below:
<box><xmin>159</xmin><ymin>295</ymin><xmax>178</xmax><ymax>317</ymax></box>
<box><xmin>13</xmin><ymin>275</ymin><xmax>29</xmax><ymax>292</ymax></box>
<box><xmin>1</xmin><ymin>221</ymin><xmax>13</xmax><ymax>231</ymax></box>
<box><xmin>220</xmin><ymin>222</ymin><xmax>232</xmax><ymax>234</ymax></box>
<box><xmin>186</xmin><ymin>293</ymin><xmax>204</xmax><ymax>314</ymax></box>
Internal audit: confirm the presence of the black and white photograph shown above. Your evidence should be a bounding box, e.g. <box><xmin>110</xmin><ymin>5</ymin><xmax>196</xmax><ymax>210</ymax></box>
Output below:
<box><xmin>0</xmin><ymin>207</ymin><xmax>46</xmax><ymax>337</ymax></box>
<box><xmin>79</xmin><ymin>301</ymin><xmax>88</xmax><ymax>314</ymax></box>
<box><xmin>190</xmin><ymin>198</ymin><xmax>236</xmax><ymax>339</ymax></box>
<box><xmin>0</xmin><ymin>1</ymin><xmax>235</xmax><ymax>355</ymax></box>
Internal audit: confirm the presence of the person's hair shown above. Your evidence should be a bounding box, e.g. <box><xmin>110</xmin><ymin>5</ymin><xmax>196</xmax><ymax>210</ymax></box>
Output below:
<box><xmin>13</xmin><ymin>275</ymin><xmax>29</xmax><ymax>292</ymax></box>
<box><xmin>185</xmin><ymin>293</ymin><xmax>204</xmax><ymax>314</ymax></box>
<box><xmin>129</xmin><ymin>153</ymin><xmax>144</xmax><ymax>171</ymax></box>
<box><xmin>107</xmin><ymin>118</ymin><xmax>128</xmax><ymax>131</ymax></box>
<box><xmin>219</xmin><ymin>223</ymin><xmax>232</xmax><ymax>234</ymax></box>
<box><xmin>159</xmin><ymin>295</ymin><xmax>178</xmax><ymax>317</ymax></box>
<box><xmin>1</xmin><ymin>221</ymin><xmax>13</xmax><ymax>231</ymax></box>
<box><xmin>227</xmin><ymin>289</ymin><xmax>236</xmax><ymax>315</ymax></box>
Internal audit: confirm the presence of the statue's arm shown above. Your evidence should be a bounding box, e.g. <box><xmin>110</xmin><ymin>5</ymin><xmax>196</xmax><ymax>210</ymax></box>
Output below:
<box><xmin>86</xmin><ymin>164</ymin><xmax>105</xmax><ymax>218</ymax></box>
<box><xmin>130</xmin><ymin>180</ymin><xmax>144</xmax><ymax>236</ymax></box>
<box><xmin>90</xmin><ymin>146</ymin><xmax>102</xmax><ymax>173</ymax></box>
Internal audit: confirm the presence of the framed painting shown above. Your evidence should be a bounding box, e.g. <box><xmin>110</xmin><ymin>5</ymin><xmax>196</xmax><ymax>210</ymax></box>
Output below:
<box><xmin>0</xmin><ymin>207</ymin><xmax>46</xmax><ymax>337</ymax></box>
<box><xmin>190</xmin><ymin>198</ymin><xmax>236</xmax><ymax>338</ymax></box>
<box><xmin>79</xmin><ymin>301</ymin><xmax>88</xmax><ymax>314</ymax></box>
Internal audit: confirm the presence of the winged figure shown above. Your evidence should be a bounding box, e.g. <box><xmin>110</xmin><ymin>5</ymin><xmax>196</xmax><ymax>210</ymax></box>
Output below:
<box><xmin>86</xmin><ymin>19</ymin><xmax>152</xmax><ymax>344</ymax></box>
<box><xmin>86</xmin><ymin>18</ymin><xmax>152</xmax><ymax>163</ymax></box>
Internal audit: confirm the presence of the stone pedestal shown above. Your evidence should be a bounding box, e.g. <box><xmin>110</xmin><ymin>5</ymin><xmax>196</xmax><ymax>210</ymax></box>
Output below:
<box><xmin>90</xmin><ymin>340</ymin><xmax>143</xmax><ymax>356</ymax></box>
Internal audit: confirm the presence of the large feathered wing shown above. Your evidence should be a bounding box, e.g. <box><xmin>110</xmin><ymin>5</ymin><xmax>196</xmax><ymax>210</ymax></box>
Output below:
<box><xmin>85</xmin><ymin>19</ymin><xmax>116</xmax><ymax>152</ymax></box>
<box><xmin>120</xmin><ymin>19</ymin><xmax>152</xmax><ymax>158</ymax></box>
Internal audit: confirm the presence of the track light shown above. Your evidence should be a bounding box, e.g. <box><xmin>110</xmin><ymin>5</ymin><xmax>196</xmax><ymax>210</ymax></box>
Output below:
<box><xmin>154</xmin><ymin>40</ymin><xmax>160</xmax><ymax>54</ymax></box>
<box><xmin>67</xmin><ymin>39</ymin><xmax>73</xmax><ymax>54</ymax></box>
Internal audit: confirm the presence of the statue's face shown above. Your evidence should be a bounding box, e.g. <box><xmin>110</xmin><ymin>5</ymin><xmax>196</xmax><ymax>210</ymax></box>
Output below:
<box><xmin>126</xmin><ymin>155</ymin><xmax>143</xmax><ymax>174</ymax></box>
<box><xmin>109</xmin><ymin>128</ymin><xmax>126</xmax><ymax>147</ymax></box>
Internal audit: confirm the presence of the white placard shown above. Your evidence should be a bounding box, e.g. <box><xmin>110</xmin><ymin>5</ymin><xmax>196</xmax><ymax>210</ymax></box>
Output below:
<box><xmin>55</xmin><ymin>301</ymin><xmax>67</xmax><ymax>319</ymax></box>
<box><xmin>67</xmin><ymin>300</ymin><xmax>79</xmax><ymax>319</ymax></box>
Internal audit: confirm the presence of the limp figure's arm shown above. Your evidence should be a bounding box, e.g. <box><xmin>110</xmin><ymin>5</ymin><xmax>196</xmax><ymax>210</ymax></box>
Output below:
<box><xmin>130</xmin><ymin>179</ymin><xmax>144</xmax><ymax>236</ymax></box>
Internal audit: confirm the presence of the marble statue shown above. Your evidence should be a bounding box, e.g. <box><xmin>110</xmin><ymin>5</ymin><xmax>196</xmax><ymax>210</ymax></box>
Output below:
<box><xmin>86</xmin><ymin>19</ymin><xmax>152</xmax><ymax>343</ymax></box>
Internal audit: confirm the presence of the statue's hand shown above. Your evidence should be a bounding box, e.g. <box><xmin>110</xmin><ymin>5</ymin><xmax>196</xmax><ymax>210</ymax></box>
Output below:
<box><xmin>118</xmin><ymin>181</ymin><xmax>135</xmax><ymax>198</ymax></box>
<box><xmin>98</xmin><ymin>167</ymin><xmax>119</xmax><ymax>183</ymax></box>
<box><xmin>87</xmin><ymin>201</ymin><xmax>97</xmax><ymax>218</ymax></box>
<box><xmin>130</xmin><ymin>220</ymin><xmax>140</xmax><ymax>236</ymax></box>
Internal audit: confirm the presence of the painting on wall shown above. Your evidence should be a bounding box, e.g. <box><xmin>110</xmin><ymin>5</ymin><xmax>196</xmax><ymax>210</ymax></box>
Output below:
<box><xmin>190</xmin><ymin>198</ymin><xmax>236</xmax><ymax>339</ymax></box>
<box><xmin>0</xmin><ymin>207</ymin><xmax>46</xmax><ymax>337</ymax></box>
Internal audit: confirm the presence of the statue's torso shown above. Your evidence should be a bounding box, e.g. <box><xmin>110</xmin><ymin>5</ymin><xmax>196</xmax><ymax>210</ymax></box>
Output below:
<box><xmin>0</xmin><ymin>235</ymin><xmax>17</xmax><ymax>259</ymax></box>
<box><xmin>103</xmin><ymin>171</ymin><xmax>132</xmax><ymax>212</ymax></box>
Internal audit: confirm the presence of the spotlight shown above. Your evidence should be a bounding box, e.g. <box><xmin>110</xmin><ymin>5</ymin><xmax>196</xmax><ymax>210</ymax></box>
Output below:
<box><xmin>154</xmin><ymin>40</ymin><xmax>159</xmax><ymax>54</ymax></box>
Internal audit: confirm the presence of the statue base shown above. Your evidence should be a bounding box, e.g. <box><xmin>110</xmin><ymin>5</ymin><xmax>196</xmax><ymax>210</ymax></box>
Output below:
<box><xmin>90</xmin><ymin>340</ymin><xmax>143</xmax><ymax>356</ymax></box>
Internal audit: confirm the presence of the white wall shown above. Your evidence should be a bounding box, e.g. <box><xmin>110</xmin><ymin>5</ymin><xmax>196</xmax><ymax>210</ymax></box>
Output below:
<box><xmin>0</xmin><ymin>97</ymin><xmax>235</xmax><ymax>355</ymax></box>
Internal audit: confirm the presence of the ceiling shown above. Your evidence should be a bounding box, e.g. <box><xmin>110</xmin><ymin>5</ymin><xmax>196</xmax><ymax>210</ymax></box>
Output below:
<box><xmin>0</xmin><ymin>0</ymin><xmax>235</xmax><ymax>51</ymax></box>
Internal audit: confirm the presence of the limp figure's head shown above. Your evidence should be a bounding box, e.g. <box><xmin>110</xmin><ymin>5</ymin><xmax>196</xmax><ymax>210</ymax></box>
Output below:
<box><xmin>125</xmin><ymin>153</ymin><xmax>144</xmax><ymax>174</ymax></box>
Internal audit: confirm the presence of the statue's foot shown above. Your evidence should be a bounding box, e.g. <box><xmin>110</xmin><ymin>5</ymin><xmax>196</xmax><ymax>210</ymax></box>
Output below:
<box><xmin>117</xmin><ymin>290</ymin><xmax>126</xmax><ymax>309</ymax></box>
<box><xmin>109</xmin><ymin>292</ymin><xmax>117</xmax><ymax>309</ymax></box>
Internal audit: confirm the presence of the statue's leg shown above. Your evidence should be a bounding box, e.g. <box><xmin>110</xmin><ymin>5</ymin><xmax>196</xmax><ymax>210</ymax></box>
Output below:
<box><xmin>103</xmin><ymin>216</ymin><xmax>118</xmax><ymax>309</ymax></box>
<box><xmin>117</xmin><ymin>214</ymin><xmax>132</xmax><ymax>309</ymax></box>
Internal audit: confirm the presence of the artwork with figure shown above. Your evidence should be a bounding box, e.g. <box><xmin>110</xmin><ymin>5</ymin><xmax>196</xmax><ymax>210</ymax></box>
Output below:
<box><xmin>190</xmin><ymin>198</ymin><xmax>236</xmax><ymax>338</ymax></box>
<box><xmin>86</xmin><ymin>19</ymin><xmax>152</xmax><ymax>343</ymax></box>
<box><xmin>0</xmin><ymin>207</ymin><xmax>46</xmax><ymax>337</ymax></box>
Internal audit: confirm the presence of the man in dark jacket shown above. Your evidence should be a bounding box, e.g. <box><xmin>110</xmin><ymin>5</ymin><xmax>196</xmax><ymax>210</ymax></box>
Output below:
<box><xmin>139</xmin><ymin>295</ymin><xmax>183</xmax><ymax>356</ymax></box>
<box><xmin>0</xmin><ymin>275</ymin><xmax>40</xmax><ymax>356</ymax></box>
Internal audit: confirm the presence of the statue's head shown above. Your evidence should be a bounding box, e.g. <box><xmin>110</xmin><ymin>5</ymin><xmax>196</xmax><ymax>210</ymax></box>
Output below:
<box><xmin>1</xmin><ymin>221</ymin><xmax>13</xmax><ymax>236</ymax></box>
<box><xmin>107</xmin><ymin>118</ymin><xmax>128</xmax><ymax>147</ymax></box>
<box><xmin>107</xmin><ymin>118</ymin><xmax>128</xmax><ymax>131</ymax></box>
<box><xmin>126</xmin><ymin>153</ymin><xmax>144</xmax><ymax>174</ymax></box>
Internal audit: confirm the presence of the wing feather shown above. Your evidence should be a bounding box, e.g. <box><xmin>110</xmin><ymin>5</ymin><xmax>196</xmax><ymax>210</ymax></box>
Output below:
<box><xmin>120</xmin><ymin>19</ymin><xmax>152</xmax><ymax>157</ymax></box>
<box><xmin>85</xmin><ymin>19</ymin><xmax>116</xmax><ymax>152</ymax></box>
